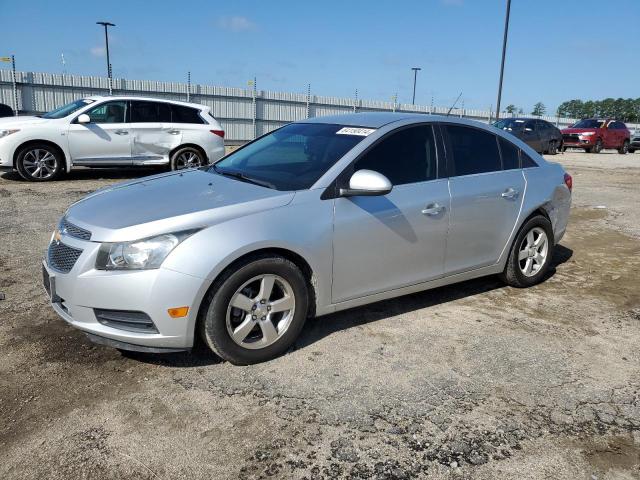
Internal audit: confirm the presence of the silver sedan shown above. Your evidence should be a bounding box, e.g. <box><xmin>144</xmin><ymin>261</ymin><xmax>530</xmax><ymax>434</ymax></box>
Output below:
<box><xmin>43</xmin><ymin>113</ymin><xmax>572</xmax><ymax>364</ymax></box>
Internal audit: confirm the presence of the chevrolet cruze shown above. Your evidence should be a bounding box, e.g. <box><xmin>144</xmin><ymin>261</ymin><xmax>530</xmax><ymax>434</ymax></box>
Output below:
<box><xmin>0</xmin><ymin>96</ymin><xmax>225</xmax><ymax>181</ymax></box>
<box><xmin>43</xmin><ymin>113</ymin><xmax>572</xmax><ymax>364</ymax></box>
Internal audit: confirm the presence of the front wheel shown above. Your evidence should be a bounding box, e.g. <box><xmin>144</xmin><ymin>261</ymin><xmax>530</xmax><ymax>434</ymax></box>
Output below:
<box><xmin>592</xmin><ymin>138</ymin><xmax>603</xmax><ymax>154</ymax></box>
<box><xmin>16</xmin><ymin>144</ymin><xmax>63</xmax><ymax>181</ymax></box>
<box><xmin>170</xmin><ymin>146</ymin><xmax>206</xmax><ymax>170</ymax></box>
<box><xmin>547</xmin><ymin>140</ymin><xmax>558</xmax><ymax>155</ymax></box>
<box><xmin>500</xmin><ymin>215</ymin><xmax>554</xmax><ymax>288</ymax></box>
<box><xmin>199</xmin><ymin>255</ymin><xmax>309</xmax><ymax>365</ymax></box>
<box><xmin>618</xmin><ymin>140</ymin><xmax>629</xmax><ymax>154</ymax></box>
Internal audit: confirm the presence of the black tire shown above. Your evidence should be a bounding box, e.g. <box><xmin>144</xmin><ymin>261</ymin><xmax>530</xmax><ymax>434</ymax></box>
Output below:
<box><xmin>15</xmin><ymin>143</ymin><xmax>64</xmax><ymax>181</ymax></box>
<box><xmin>592</xmin><ymin>138</ymin><xmax>603</xmax><ymax>154</ymax></box>
<box><xmin>618</xmin><ymin>140</ymin><xmax>629</xmax><ymax>154</ymax></box>
<box><xmin>170</xmin><ymin>146</ymin><xmax>206</xmax><ymax>171</ymax></box>
<box><xmin>199</xmin><ymin>254</ymin><xmax>309</xmax><ymax>365</ymax></box>
<box><xmin>547</xmin><ymin>140</ymin><xmax>558</xmax><ymax>155</ymax></box>
<box><xmin>561</xmin><ymin>146</ymin><xmax>567</xmax><ymax>152</ymax></box>
<box><xmin>629</xmin><ymin>148</ymin><xmax>636</xmax><ymax>153</ymax></box>
<box><xmin>499</xmin><ymin>215</ymin><xmax>554</xmax><ymax>288</ymax></box>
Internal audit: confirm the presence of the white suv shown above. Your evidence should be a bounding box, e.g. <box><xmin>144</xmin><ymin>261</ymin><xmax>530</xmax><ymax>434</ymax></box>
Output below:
<box><xmin>0</xmin><ymin>96</ymin><xmax>225</xmax><ymax>181</ymax></box>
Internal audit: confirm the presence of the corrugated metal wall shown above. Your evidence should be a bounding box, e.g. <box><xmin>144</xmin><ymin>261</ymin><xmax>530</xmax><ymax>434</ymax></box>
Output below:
<box><xmin>3</xmin><ymin>69</ymin><xmax>636</xmax><ymax>141</ymax></box>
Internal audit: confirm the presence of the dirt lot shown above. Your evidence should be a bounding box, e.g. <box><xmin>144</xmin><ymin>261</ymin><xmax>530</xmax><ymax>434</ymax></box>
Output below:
<box><xmin>1</xmin><ymin>151</ymin><xmax>639</xmax><ymax>479</ymax></box>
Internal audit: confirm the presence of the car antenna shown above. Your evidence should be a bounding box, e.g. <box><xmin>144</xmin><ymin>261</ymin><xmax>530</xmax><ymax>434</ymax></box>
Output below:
<box><xmin>446</xmin><ymin>92</ymin><xmax>463</xmax><ymax>117</ymax></box>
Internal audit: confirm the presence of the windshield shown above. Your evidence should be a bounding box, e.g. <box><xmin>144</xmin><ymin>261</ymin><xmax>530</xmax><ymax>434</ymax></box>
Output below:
<box><xmin>211</xmin><ymin>123</ymin><xmax>370</xmax><ymax>191</ymax></box>
<box><xmin>494</xmin><ymin>119</ymin><xmax>525</xmax><ymax>131</ymax></box>
<box><xmin>571</xmin><ymin>119</ymin><xmax>604</xmax><ymax>129</ymax></box>
<box><xmin>42</xmin><ymin>99</ymin><xmax>95</xmax><ymax>119</ymax></box>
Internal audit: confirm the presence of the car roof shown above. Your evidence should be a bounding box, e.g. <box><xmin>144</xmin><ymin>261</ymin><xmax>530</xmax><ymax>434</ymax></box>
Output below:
<box><xmin>297</xmin><ymin>112</ymin><xmax>437</xmax><ymax>128</ymax></box>
<box><xmin>499</xmin><ymin>117</ymin><xmax>547</xmax><ymax>122</ymax></box>
<box><xmin>85</xmin><ymin>95</ymin><xmax>208</xmax><ymax>110</ymax></box>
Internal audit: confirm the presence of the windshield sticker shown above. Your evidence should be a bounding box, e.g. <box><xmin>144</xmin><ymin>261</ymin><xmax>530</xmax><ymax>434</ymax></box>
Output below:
<box><xmin>336</xmin><ymin>127</ymin><xmax>376</xmax><ymax>136</ymax></box>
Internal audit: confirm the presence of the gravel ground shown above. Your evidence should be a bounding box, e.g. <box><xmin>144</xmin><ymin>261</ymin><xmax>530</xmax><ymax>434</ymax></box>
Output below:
<box><xmin>1</xmin><ymin>151</ymin><xmax>639</xmax><ymax>479</ymax></box>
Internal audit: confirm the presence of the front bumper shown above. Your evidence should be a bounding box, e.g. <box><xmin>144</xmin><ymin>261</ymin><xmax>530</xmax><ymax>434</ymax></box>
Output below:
<box><xmin>42</xmin><ymin>234</ymin><xmax>206</xmax><ymax>351</ymax></box>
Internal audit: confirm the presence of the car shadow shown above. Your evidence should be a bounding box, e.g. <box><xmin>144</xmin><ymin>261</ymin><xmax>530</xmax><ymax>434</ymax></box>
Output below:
<box><xmin>1</xmin><ymin>167</ymin><xmax>160</xmax><ymax>182</ymax></box>
<box><xmin>128</xmin><ymin>244</ymin><xmax>573</xmax><ymax>367</ymax></box>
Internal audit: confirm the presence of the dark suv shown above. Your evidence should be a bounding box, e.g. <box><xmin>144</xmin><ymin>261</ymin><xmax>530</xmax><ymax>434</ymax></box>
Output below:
<box><xmin>493</xmin><ymin>118</ymin><xmax>563</xmax><ymax>155</ymax></box>
<box><xmin>561</xmin><ymin>119</ymin><xmax>631</xmax><ymax>154</ymax></box>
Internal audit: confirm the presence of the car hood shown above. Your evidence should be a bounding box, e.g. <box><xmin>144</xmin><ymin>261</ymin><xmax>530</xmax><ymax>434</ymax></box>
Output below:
<box><xmin>561</xmin><ymin>128</ymin><xmax>597</xmax><ymax>134</ymax></box>
<box><xmin>66</xmin><ymin>169</ymin><xmax>295</xmax><ymax>242</ymax></box>
<box><xmin>0</xmin><ymin>115</ymin><xmax>50</xmax><ymax>127</ymax></box>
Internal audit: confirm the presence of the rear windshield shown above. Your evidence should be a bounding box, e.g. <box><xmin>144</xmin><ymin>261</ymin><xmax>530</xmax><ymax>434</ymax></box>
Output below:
<box><xmin>494</xmin><ymin>119</ymin><xmax>525</xmax><ymax>132</ymax></box>
<box><xmin>571</xmin><ymin>119</ymin><xmax>604</xmax><ymax>129</ymax></box>
<box><xmin>211</xmin><ymin>123</ymin><xmax>370</xmax><ymax>191</ymax></box>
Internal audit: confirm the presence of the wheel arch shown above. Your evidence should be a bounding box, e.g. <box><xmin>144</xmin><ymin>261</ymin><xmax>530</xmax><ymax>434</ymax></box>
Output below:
<box><xmin>195</xmin><ymin>247</ymin><xmax>318</xmax><ymax>333</ymax></box>
<box><xmin>13</xmin><ymin>139</ymin><xmax>68</xmax><ymax>171</ymax></box>
<box><xmin>170</xmin><ymin>143</ymin><xmax>208</xmax><ymax>163</ymax></box>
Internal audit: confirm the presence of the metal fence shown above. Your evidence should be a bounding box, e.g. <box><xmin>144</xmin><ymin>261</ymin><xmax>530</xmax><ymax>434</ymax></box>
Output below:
<box><xmin>2</xmin><ymin>69</ymin><xmax>637</xmax><ymax>142</ymax></box>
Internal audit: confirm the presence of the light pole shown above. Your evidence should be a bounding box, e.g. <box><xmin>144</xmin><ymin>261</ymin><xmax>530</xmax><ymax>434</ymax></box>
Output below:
<box><xmin>411</xmin><ymin>67</ymin><xmax>421</xmax><ymax>105</ymax></box>
<box><xmin>96</xmin><ymin>21</ymin><xmax>115</xmax><ymax>94</ymax></box>
<box><xmin>495</xmin><ymin>0</ymin><xmax>511</xmax><ymax>120</ymax></box>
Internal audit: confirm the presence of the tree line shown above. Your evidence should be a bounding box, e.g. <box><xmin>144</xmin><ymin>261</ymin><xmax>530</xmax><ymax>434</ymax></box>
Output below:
<box><xmin>502</xmin><ymin>98</ymin><xmax>640</xmax><ymax>122</ymax></box>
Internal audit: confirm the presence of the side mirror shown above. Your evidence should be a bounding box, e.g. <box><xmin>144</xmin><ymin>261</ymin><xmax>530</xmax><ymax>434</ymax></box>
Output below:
<box><xmin>339</xmin><ymin>169</ymin><xmax>392</xmax><ymax>197</ymax></box>
<box><xmin>77</xmin><ymin>114</ymin><xmax>91</xmax><ymax>124</ymax></box>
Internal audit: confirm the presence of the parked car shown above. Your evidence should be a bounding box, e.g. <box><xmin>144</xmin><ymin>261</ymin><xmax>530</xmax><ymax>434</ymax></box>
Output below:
<box><xmin>629</xmin><ymin>131</ymin><xmax>640</xmax><ymax>153</ymax></box>
<box><xmin>0</xmin><ymin>103</ymin><xmax>13</xmax><ymax>117</ymax></box>
<box><xmin>0</xmin><ymin>96</ymin><xmax>225</xmax><ymax>181</ymax></box>
<box><xmin>43</xmin><ymin>113</ymin><xmax>572</xmax><ymax>364</ymax></box>
<box><xmin>493</xmin><ymin>117</ymin><xmax>563</xmax><ymax>155</ymax></box>
<box><xmin>561</xmin><ymin>119</ymin><xmax>630</xmax><ymax>154</ymax></box>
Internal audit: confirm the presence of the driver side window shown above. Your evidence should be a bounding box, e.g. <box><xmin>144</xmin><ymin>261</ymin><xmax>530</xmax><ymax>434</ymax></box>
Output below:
<box><xmin>85</xmin><ymin>101</ymin><xmax>127</xmax><ymax>124</ymax></box>
<box><xmin>353</xmin><ymin>125</ymin><xmax>437</xmax><ymax>185</ymax></box>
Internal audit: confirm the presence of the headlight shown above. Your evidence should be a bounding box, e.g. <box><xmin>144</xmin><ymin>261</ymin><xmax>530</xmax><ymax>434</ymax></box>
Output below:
<box><xmin>95</xmin><ymin>230</ymin><xmax>199</xmax><ymax>270</ymax></box>
<box><xmin>579</xmin><ymin>132</ymin><xmax>595</xmax><ymax>137</ymax></box>
<box><xmin>0</xmin><ymin>129</ymin><xmax>19</xmax><ymax>139</ymax></box>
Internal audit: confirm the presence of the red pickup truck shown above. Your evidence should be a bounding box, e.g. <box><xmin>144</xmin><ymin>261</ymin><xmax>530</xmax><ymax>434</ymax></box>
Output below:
<box><xmin>561</xmin><ymin>119</ymin><xmax>630</xmax><ymax>154</ymax></box>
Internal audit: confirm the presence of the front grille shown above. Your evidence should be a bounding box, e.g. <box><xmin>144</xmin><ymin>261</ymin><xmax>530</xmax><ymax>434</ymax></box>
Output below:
<box><xmin>94</xmin><ymin>309</ymin><xmax>158</xmax><ymax>333</ymax></box>
<box><xmin>60</xmin><ymin>217</ymin><xmax>92</xmax><ymax>240</ymax></box>
<box><xmin>563</xmin><ymin>134</ymin><xmax>581</xmax><ymax>143</ymax></box>
<box><xmin>47</xmin><ymin>241</ymin><xmax>83</xmax><ymax>273</ymax></box>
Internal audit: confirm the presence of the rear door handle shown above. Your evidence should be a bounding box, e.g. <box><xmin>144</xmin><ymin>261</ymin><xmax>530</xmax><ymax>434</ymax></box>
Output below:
<box><xmin>114</xmin><ymin>130</ymin><xmax>129</xmax><ymax>135</ymax></box>
<box><xmin>501</xmin><ymin>187</ymin><xmax>519</xmax><ymax>199</ymax></box>
<box><xmin>168</xmin><ymin>130</ymin><xmax>180</xmax><ymax>135</ymax></box>
<box><xmin>421</xmin><ymin>203</ymin><xmax>445</xmax><ymax>216</ymax></box>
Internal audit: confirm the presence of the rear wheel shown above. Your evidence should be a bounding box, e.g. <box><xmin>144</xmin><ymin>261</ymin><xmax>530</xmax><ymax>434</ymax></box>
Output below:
<box><xmin>629</xmin><ymin>148</ymin><xmax>636</xmax><ymax>153</ymax></box>
<box><xmin>16</xmin><ymin>143</ymin><xmax>63</xmax><ymax>181</ymax></box>
<box><xmin>199</xmin><ymin>255</ymin><xmax>309</xmax><ymax>365</ymax></box>
<box><xmin>618</xmin><ymin>140</ymin><xmax>629</xmax><ymax>154</ymax></box>
<box><xmin>170</xmin><ymin>146</ymin><xmax>206</xmax><ymax>170</ymax></box>
<box><xmin>500</xmin><ymin>215</ymin><xmax>554</xmax><ymax>288</ymax></box>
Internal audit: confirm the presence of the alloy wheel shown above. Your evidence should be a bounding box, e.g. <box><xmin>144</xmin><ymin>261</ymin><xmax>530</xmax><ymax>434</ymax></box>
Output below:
<box><xmin>226</xmin><ymin>274</ymin><xmax>296</xmax><ymax>350</ymax></box>
<box><xmin>175</xmin><ymin>150</ymin><xmax>203</xmax><ymax>169</ymax></box>
<box><xmin>518</xmin><ymin>227</ymin><xmax>549</xmax><ymax>277</ymax></box>
<box><xmin>22</xmin><ymin>148</ymin><xmax>57</xmax><ymax>179</ymax></box>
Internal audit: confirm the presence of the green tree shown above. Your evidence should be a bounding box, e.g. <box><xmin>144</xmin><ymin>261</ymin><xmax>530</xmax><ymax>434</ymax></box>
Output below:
<box><xmin>505</xmin><ymin>104</ymin><xmax>517</xmax><ymax>114</ymax></box>
<box><xmin>532</xmin><ymin>102</ymin><xmax>546</xmax><ymax>117</ymax></box>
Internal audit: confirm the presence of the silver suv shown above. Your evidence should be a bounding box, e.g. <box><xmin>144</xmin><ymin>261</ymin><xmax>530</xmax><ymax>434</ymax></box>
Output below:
<box><xmin>43</xmin><ymin>113</ymin><xmax>572</xmax><ymax>364</ymax></box>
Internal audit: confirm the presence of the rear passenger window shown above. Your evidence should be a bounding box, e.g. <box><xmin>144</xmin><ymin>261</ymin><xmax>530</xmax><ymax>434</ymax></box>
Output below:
<box><xmin>353</xmin><ymin>125</ymin><xmax>437</xmax><ymax>185</ymax></box>
<box><xmin>520</xmin><ymin>151</ymin><xmax>538</xmax><ymax>168</ymax></box>
<box><xmin>172</xmin><ymin>105</ymin><xmax>204</xmax><ymax>124</ymax></box>
<box><xmin>499</xmin><ymin>137</ymin><xmax>520</xmax><ymax>170</ymax></box>
<box><xmin>131</xmin><ymin>101</ymin><xmax>159</xmax><ymax>123</ymax></box>
<box><xmin>446</xmin><ymin>125</ymin><xmax>501</xmax><ymax>176</ymax></box>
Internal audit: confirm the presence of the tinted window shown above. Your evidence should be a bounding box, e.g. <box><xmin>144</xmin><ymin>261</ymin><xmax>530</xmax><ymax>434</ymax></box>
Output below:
<box><xmin>499</xmin><ymin>137</ymin><xmax>520</xmax><ymax>170</ymax></box>
<box><xmin>494</xmin><ymin>119</ymin><xmax>525</xmax><ymax>132</ymax></box>
<box><xmin>536</xmin><ymin>120</ymin><xmax>549</xmax><ymax>130</ymax></box>
<box><xmin>85</xmin><ymin>101</ymin><xmax>126</xmax><ymax>124</ymax></box>
<box><xmin>521</xmin><ymin>151</ymin><xmax>538</xmax><ymax>168</ymax></box>
<box><xmin>130</xmin><ymin>101</ymin><xmax>171</xmax><ymax>123</ymax></box>
<box><xmin>524</xmin><ymin>121</ymin><xmax>536</xmax><ymax>131</ymax></box>
<box><xmin>572</xmin><ymin>119</ymin><xmax>604</xmax><ymax>128</ymax></box>
<box><xmin>447</xmin><ymin>125</ymin><xmax>501</xmax><ymax>176</ymax></box>
<box><xmin>213</xmin><ymin>123</ymin><xmax>366</xmax><ymax>191</ymax></box>
<box><xmin>353</xmin><ymin>125</ymin><xmax>437</xmax><ymax>185</ymax></box>
<box><xmin>172</xmin><ymin>105</ymin><xmax>204</xmax><ymax>124</ymax></box>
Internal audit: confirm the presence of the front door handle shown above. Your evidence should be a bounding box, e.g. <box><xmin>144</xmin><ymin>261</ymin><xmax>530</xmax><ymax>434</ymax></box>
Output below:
<box><xmin>421</xmin><ymin>203</ymin><xmax>445</xmax><ymax>216</ymax></box>
<box><xmin>501</xmin><ymin>187</ymin><xmax>519</xmax><ymax>199</ymax></box>
<box><xmin>114</xmin><ymin>130</ymin><xmax>129</xmax><ymax>135</ymax></box>
<box><xmin>168</xmin><ymin>130</ymin><xmax>180</xmax><ymax>135</ymax></box>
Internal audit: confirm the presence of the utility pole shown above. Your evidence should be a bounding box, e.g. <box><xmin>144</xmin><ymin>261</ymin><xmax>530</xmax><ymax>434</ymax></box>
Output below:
<box><xmin>187</xmin><ymin>71</ymin><xmax>191</xmax><ymax>102</ymax></box>
<box><xmin>11</xmin><ymin>55</ymin><xmax>17</xmax><ymax>115</ymax></box>
<box><xmin>96</xmin><ymin>21</ymin><xmax>115</xmax><ymax>95</ymax></box>
<box><xmin>411</xmin><ymin>67</ymin><xmax>421</xmax><ymax>105</ymax></box>
<box><xmin>495</xmin><ymin>0</ymin><xmax>511</xmax><ymax>120</ymax></box>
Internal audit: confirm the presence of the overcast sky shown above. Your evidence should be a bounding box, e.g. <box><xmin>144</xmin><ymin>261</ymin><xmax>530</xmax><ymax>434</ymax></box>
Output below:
<box><xmin>3</xmin><ymin>0</ymin><xmax>639</xmax><ymax>113</ymax></box>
